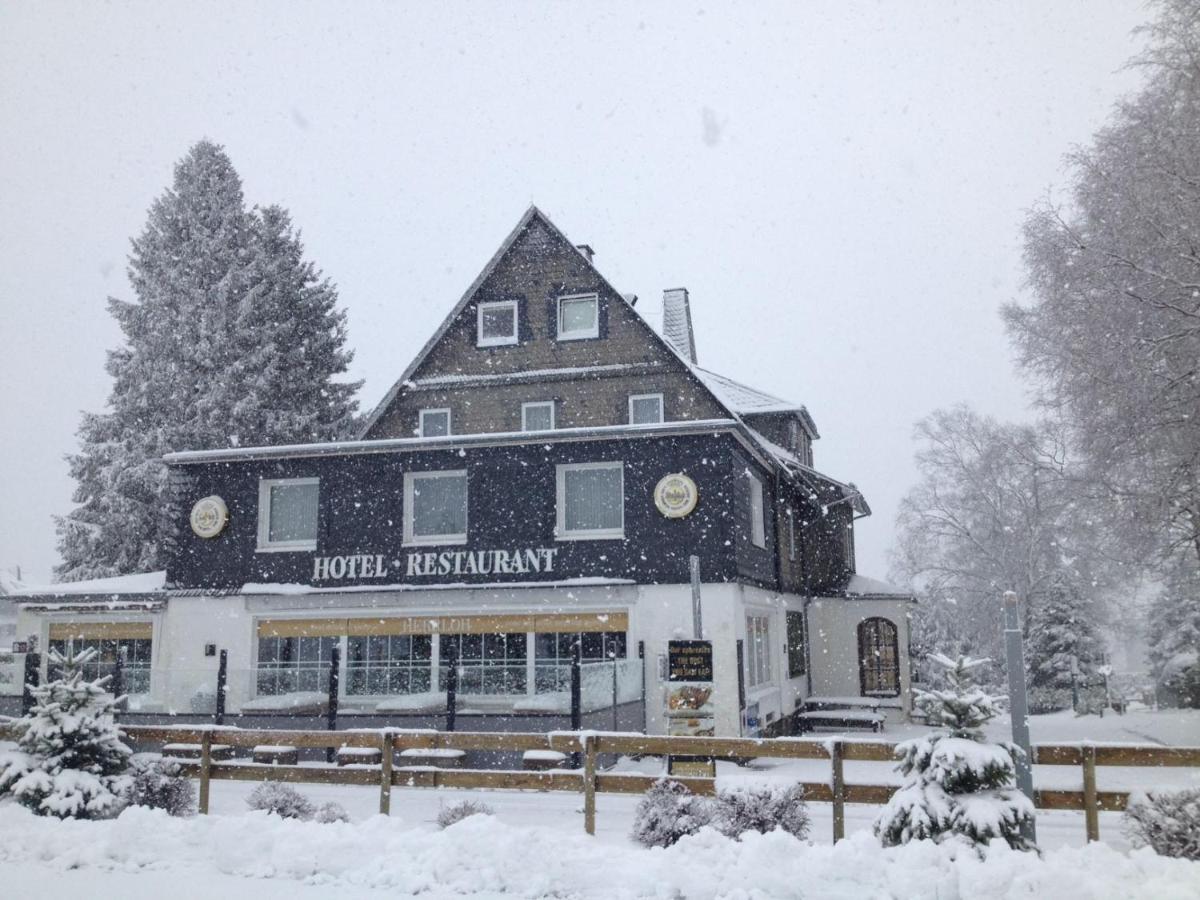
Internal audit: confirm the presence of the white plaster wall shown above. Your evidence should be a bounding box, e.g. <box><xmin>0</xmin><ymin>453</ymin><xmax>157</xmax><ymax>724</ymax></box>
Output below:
<box><xmin>807</xmin><ymin>597</ymin><xmax>914</xmax><ymax>718</ymax></box>
<box><xmin>634</xmin><ymin>582</ymin><xmax>743</xmax><ymax>737</ymax></box>
<box><xmin>157</xmin><ymin>595</ymin><xmax>253</xmax><ymax>712</ymax></box>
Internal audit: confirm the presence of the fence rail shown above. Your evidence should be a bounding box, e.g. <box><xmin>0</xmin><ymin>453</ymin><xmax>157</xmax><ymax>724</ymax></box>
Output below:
<box><xmin>4</xmin><ymin>723</ymin><xmax>1192</xmax><ymax>843</ymax></box>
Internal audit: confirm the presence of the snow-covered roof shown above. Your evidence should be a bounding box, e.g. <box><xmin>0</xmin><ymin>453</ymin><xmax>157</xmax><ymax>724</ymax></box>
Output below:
<box><xmin>840</xmin><ymin>574</ymin><xmax>914</xmax><ymax>598</ymax></box>
<box><xmin>11</xmin><ymin>570</ymin><xmax>166</xmax><ymax>597</ymax></box>
<box><xmin>0</xmin><ymin>569</ymin><xmax>25</xmax><ymax>595</ymax></box>
<box><xmin>691</xmin><ymin>367</ymin><xmax>798</xmax><ymax>416</ymax></box>
<box><xmin>745</xmin><ymin>427</ymin><xmax>869</xmax><ymax>515</ymax></box>
<box><xmin>163</xmin><ymin>418</ymin><xmax>744</xmax><ymax>465</ymax></box>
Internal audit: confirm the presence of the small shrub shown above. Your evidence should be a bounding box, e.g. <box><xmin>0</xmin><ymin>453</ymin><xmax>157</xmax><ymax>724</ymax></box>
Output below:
<box><xmin>1124</xmin><ymin>789</ymin><xmax>1200</xmax><ymax>860</ymax></box>
<box><xmin>246</xmin><ymin>781</ymin><xmax>316</xmax><ymax>820</ymax></box>
<box><xmin>128</xmin><ymin>757</ymin><xmax>196</xmax><ymax>817</ymax></box>
<box><xmin>714</xmin><ymin>783</ymin><xmax>809</xmax><ymax>840</ymax></box>
<box><xmin>631</xmin><ymin>778</ymin><xmax>714</xmax><ymax>848</ymax></box>
<box><xmin>315</xmin><ymin>801</ymin><xmax>350</xmax><ymax>824</ymax></box>
<box><xmin>437</xmin><ymin>799</ymin><xmax>494</xmax><ymax>828</ymax></box>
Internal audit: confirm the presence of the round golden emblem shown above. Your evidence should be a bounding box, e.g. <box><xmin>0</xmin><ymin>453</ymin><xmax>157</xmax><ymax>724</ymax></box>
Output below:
<box><xmin>190</xmin><ymin>495</ymin><xmax>229</xmax><ymax>539</ymax></box>
<box><xmin>654</xmin><ymin>473</ymin><xmax>699</xmax><ymax>518</ymax></box>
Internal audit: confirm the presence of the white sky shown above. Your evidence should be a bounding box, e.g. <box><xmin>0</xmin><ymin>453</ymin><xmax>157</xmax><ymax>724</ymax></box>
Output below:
<box><xmin>0</xmin><ymin>1</ymin><xmax>1149</xmax><ymax>585</ymax></box>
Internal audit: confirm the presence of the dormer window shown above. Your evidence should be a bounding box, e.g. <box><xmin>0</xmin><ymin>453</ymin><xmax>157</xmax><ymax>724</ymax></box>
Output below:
<box><xmin>557</xmin><ymin>294</ymin><xmax>599</xmax><ymax>341</ymax></box>
<box><xmin>419</xmin><ymin>408</ymin><xmax>451</xmax><ymax>438</ymax></box>
<box><xmin>477</xmin><ymin>300</ymin><xmax>518</xmax><ymax>347</ymax></box>
<box><xmin>628</xmin><ymin>393</ymin><xmax>664</xmax><ymax>425</ymax></box>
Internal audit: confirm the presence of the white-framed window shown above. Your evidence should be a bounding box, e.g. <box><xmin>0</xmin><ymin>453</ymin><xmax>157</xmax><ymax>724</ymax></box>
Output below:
<box><xmin>556</xmin><ymin>293</ymin><xmax>599</xmax><ymax>341</ymax></box>
<box><xmin>556</xmin><ymin>461</ymin><xmax>624</xmax><ymax>540</ymax></box>
<box><xmin>628</xmin><ymin>393</ymin><xmax>664</xmax><ymax>425</ymax></box>
<box><xmin>788</xmin><ymin>420</ymin><xmax>801</xmax><ymax>452</ymax></box>
<box><xmin>787</xmin><ymin>509</ymin><xmax>797</xmax><ymax>561</ymax></box>
<box><xmin>522</xmin><ymin>401</ymin><xmax>555</xmax><ymax>432</ymax></box>
<box><xmin>404</xmin><ymin>470</ymin><xmax>468</xmax><ymax>545</ymax></box>
<box><xmin>747</xmin><ymin>472</ymin><xmax>766</xmax><ymax>548</ymax></box>
<box><xmin>476</xmin><ymin>300</ymin><xmax>518</xmax><ymax>347</ymax></box>
<box><xmin>257</xmin><ymin>477</ymin><xmax>320</xmax><ymax>552</ymax></box>
<box><xmin>419</xmin><ymin>408</ymin><xmax>451</xmax><ymax>438</ymax></box>
<box><xmin>746</xmin><ymin>614</ymin><xmax>772</xmax><ymax>688</ymax></box>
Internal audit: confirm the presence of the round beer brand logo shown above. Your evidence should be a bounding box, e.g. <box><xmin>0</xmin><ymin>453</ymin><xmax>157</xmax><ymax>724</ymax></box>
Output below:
<box><xmin>654</xmin><ymin>473</ymin><xmax>698</xmax><ymax>518</ymax></box>
<box><xmin>190</xmin><ymin>495</ymin><xmax>229</xmax><ymax>539</ymax></box>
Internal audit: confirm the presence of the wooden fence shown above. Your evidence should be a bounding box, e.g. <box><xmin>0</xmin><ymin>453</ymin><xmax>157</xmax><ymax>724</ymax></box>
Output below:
<box><xmin>93</xmin><ymin>725</ymin><xmax>1200</xmax><ymax>842</ymax></box>
<box><xmin>3</xmin><ymin>722</ymin><xmax>1198</xmax><ymax>841</ymax></box>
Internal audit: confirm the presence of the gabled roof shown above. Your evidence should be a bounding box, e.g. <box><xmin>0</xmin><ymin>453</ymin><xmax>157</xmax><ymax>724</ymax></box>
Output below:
<box><xmin>359</xmin><ymin>205</ymin><xmax>730</xmax><ymax>438</ymax></box>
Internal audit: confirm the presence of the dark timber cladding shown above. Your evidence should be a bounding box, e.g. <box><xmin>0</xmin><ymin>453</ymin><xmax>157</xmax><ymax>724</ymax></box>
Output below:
<box><xmin>363</xmin><ymin>210</ymin><xmax>726</xmax><ymax>439</ymax></box>
<box><xmin>167</xmin><ymin>430</ymin><xmax>780</xmax><ymax>589</ymax></box>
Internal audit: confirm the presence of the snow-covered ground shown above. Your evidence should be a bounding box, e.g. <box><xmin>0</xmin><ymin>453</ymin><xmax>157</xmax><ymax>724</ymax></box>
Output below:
<box><xmin>1</xmin><ymin>707</ymin><xmax>1197</xmax><ymax>898</ymax></box>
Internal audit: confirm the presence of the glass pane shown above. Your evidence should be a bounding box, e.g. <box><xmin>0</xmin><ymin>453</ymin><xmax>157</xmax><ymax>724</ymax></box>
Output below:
<box><xmin>268</xmin><ymin>481</ymin><xmax>318</xmax><ymax>543</ymax></box>
<box><xmin>368</xmin><ymin>635</ymin><xmax>387</xmax><ymax>660</ymax></box>
<box><xmin>581</xmin><ymin>632</ymin><xmax>603</xmax><ymax>659</ymax></box>
<box><xmin>411</xmin><ymin>473</ymin><xmax>467</xmax><ymax>537</ymax></box>
<box><xmin>461</xmin><ymin>634</ymin><xmax>483</xmax><ymax>660</ymax></box>
<box><xmin>605</xmin><ymin>632</ymin><xmax>627</xmax><ymax>659</ymax></box>
<box><xmin>368</xmin><ymin>669</ymin><xmax>387</xmax><ymax>695</ymax></box>
<box><xmin>348</xmin><ymin>636</ymin><xmax>367</xmax><ymax>663</ymax></box>
<box><xmin>523</xmin><ymin>404</ymin><xmax>553</xmax><ymax>431</ymax></box>
<box><xmin>630</xmin><ymin>396</ymin><xmax>662</xmax><ymax>424</ymax></box>
<box><xmin>483</xmin><ymin>633</ymin><xmax>505</xmax><ymax>660</ymax></box>
<box><xmin>413</xmin><ymin>635</ymin><xmax>432</xmax><ymax>660</ymax></box>
<box><xmin>535</xmin><ymin>633</ymin><xmax>557</xmax><ymax>660</ymax></box>
<box><xmin>412</xmin><ymin>669</ymin><xmax>432</xmax><ymax>693</ymax></box>
<box><xmin>389</xmin><ymin>668</ymin><xmax>411</xmax><ymax>694</ymax></box>
<box><xmin>564</xmin><ymin>466</ymin><xmax>622</xmax><ymax>532</ymax></box>
<box><xmin>480</xmin><ymin>304</ymin><xmax>515</xmax><ymax>339</ymax></box>
<box><xmin>390</xmin><ymin>635</ymin><xmax>411</xmax><ymax>659</ymax></box>
<box><xmin>420</xmin><ymin>411</ymin><xmax>450</xmax><ymax>437</ymax></box>
<box><xmin>506</xmin><ymin>632</ymin><xmax>527</xmax><ymax>659</ymax></box>
<box><xmin>560</xmin><ymin>297</ymin><xmax>596</xmax><ymax>334</ymax></box>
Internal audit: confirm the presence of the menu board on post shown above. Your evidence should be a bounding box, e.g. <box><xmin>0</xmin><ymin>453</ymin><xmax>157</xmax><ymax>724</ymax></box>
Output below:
<box><xmin>665</xmin><ymin>640</ymin><xmax>717</xmax><ymax>777</ymax></box>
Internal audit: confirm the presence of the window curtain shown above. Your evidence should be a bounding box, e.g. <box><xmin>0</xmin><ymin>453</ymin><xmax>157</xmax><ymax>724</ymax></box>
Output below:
<box><xmin>565</xmin><ymin>466</ymin><xmax>622</xmax><ymax>531</ymax></box>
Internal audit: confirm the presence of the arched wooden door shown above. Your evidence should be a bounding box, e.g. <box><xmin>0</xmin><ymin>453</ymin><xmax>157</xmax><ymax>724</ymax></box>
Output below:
<box><xmin>858</xmin><ymin>617</ymin><xmax>900</xmax><ymax>697</ymax></box>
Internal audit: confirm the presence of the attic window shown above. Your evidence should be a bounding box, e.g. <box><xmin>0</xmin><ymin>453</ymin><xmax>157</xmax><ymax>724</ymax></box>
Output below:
<box><xmin>628</xmin><ymin>393</ymin><xmax>664</xmax><ymax>425</ymax></box>
<box><xmin>477</xmin><ymin>300</ymin><xmax>518</xmax><ymax>347</ymax></box>
<box><xmin>419</xmin><ymin>408</ymin><xmax>451</xmax><ymax>438</ymax></box>
<box><xmin>557</xmin><ymin>294</ymin><xmax>599</xmax><ymax>341</ymax></box>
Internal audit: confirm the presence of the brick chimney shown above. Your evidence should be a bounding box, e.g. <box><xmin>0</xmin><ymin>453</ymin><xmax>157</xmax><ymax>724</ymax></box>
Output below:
<box><xmin>662</xmin><ymin>288</ymin><xmax>697</xmax><ymax>364</ymax></box>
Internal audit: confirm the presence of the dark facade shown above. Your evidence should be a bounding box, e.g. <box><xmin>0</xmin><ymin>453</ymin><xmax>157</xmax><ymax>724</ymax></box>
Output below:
<box><xmin>165</xmin><ymin>427</ymin><xmax>819</xmax><ymax>591</ymax></box>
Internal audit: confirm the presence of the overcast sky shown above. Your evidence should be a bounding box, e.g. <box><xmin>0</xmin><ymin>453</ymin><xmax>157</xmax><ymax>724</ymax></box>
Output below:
<box><xmin>0</xmin><ymin>1</ymin><xmax>1149</xmax><ymax>586</ymax></box>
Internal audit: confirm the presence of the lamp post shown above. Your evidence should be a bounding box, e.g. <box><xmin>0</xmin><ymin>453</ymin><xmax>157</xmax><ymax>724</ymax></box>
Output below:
<box><xmin>1002</xmin><ymin>590</ymin><xmax>1037</xmax><ymax>843</ymax></box>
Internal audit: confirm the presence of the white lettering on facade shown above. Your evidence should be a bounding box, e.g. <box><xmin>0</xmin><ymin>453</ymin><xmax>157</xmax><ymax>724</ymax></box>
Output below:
<box><xmin>315</xmin><ymin>548</ymin><xmax>560</xmax><ymax>581</ymax></box>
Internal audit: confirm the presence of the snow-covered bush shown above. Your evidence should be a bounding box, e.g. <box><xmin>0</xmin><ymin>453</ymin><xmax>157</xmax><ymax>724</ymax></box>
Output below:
<box><xmin>246</xmin><ymin>781</ymin><xmax>315</xmax><ymax>820</ymax></box>
<box><xmin>0</xmin><ymin>647</ymin><xmax>131</xmax><ymax>819</ymax></box>
<box><xmin>437</xmin><ymin>799</ymin><xmax>494</xmax><ymax>828</ymax></box>
<box><xmin>1026</xmin><ymin>685</ymin><xmax>1073</xmax><ymax>715</ymax></box>
<box><xmin>631</xmin><ymin>778</ymin><xmax>714</xmax><ymax>848</ymax></box>
<box><xmin>1123</xmin><ymin>789</ymin><xmax>1200</xmax><ymax>860</ymax></box>
<box><xmin>713</xmin><ymin>783</ymin><xmax>809</xmax><ymax>840</ymax></box>
<box><xmin>128</xmin><ymin>756</ymin><xmax>196</xmax><ymax>817</ymax></box>
<box><xmin>315</xmin><ymin>801</ymin><xmax>350</xmax><ymax>824</ymax></box>
<box><xmin>874</xmin><ymin>653</ymin><xmax>1036</xmax><ymax>853</ymax></box>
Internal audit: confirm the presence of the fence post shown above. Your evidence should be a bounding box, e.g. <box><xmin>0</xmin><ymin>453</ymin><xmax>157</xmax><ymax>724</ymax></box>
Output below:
<box><xmin>611</xmin><ymin>654</ymin><xmax>619</xmax><ymax>732</ymax></box>
<box><xmin>215</xmin><ymin>650</ymin><xmax>227</xmax><ymax>726</ymax></box>
<box><xmin>379</xmin><ymin>730</ymin><xmax>394</xmax><ymax>816</ymax></box>
<box><xmin>199</xmin><ymin>729</ymin><xmax>212</xmax><ymax>815</ymax></box>
<box><xmin>570</xmin><ymin>640</ymin><xmax>582</xmax><ymax>768</ymax></box>
<box><xmin>830</xmin><ymin>740</ymin><xmax>845</xmax><ymax>843</ymax></box>
<box><xmin>1083</xmin><ymin>744</ymin><xmax>1099</xmax><ymax>842</ymax></box>
<box><xmin>325</xmin><ymin>646</ymin><xmax>340</xmax><ymax>763</ymax></box>
<box><xmin>445</xmin><ymin>643</ymin><xmax>458</xmax><ymax>733</ymax></box>
<box><xmin>112</xmin><ymin>648</ymin><xmax>126</xmax><ymax>716</ymax></box>
<box><xmin>21</xmin><ymin>652</ymin><xmax>39</xmax><ymax>715</ymax></box>
<box><xmin>583</xmin><ymin>733</ymin><xmax>597</xmax><ymax>835</ymax></box>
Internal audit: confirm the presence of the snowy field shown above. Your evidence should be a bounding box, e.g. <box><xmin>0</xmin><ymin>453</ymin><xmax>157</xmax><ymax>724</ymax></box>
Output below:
<box><xmin>1</xmin><ymin>708</ymin><xmax>1198</xmax><ymax>898</ymax></box>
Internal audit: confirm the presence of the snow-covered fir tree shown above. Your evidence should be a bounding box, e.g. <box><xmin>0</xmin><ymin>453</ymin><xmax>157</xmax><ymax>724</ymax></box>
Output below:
<box><xmin>0</xmin><ymin>647</ymin><xmax>132</xmax><ymax>818</ymax></box>
<box><xmin>1026</xmin><ymin>576</ymin><xmax>1104</xmax><ymax>711</ymax></box>
<box><xmin>55</xmin><ymin>141</ymin><xmax>361</xmax><ymax>580</ymax></box>
<box><xmin>1146</xmin><ymin>562</ymin><xmax>1200</xmax><ymax>707</ymax></box>
<box><xmin>874</xmin><ymin>653</ymin><xmax>1036</xmax><ymax>852</ymax></box>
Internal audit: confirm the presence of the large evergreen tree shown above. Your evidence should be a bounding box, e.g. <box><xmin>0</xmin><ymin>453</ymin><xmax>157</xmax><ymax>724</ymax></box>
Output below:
<box><xmin>55</xmin><ymin>141</ymin><xmax>360</xmax><ymax>580</ymax></box>
<box><xmin>1026</xmin><ymin>577</ymin><xmax>1105</xmax><ymax>711</ymax></box>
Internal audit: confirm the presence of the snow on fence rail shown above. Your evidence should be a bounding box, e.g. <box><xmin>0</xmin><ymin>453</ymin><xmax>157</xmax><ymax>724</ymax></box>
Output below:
<box><xmin>3</xmin><ymin>722</ymin><xmax>1197</xmax><ymax>843</ymax></box>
